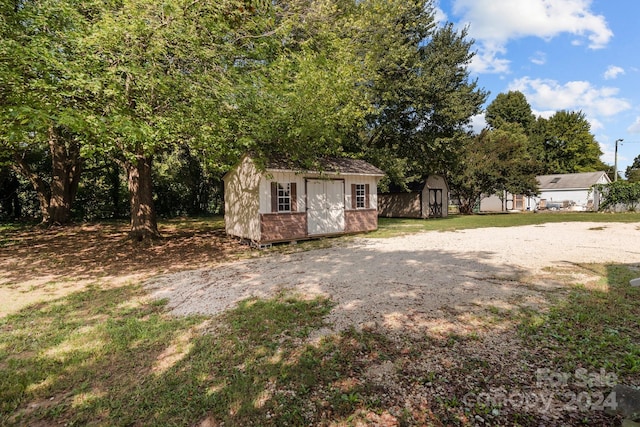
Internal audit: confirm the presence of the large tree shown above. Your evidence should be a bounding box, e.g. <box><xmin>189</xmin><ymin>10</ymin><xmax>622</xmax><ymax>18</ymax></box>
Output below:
<box><xmin>539</xmin><ymin>110</ymin><xmax>606</xmax><ymax>174</ymax></box>
<box><xmin>484</xmin><ymin>91</ymin><xmax>608</xmax><ymax>175</ymax></box>
<box><xmin>449</xmin><ymin>126</ymin><xmax>538</xmax><ymax>214</ymax></box>
<box><xmin>485</xmin><ymin>90</ymin><xmax>535</xmax><ymax>132</ymax></box>
<box><xmin>351</xmin><ymin>1</ymin><xmax>487</xmax><ymax>186</ymax></box>
<box><xmin>81</xmin><ymin>0</ymin><xmax>273</xmax><ymax>240</ymax></box>
<box><xmin>235</xmin><ymin>0</ymin><xmax>371</xmax><ymax>169</ymax></box>
<box><xmin>1</xmin><ymin>0</ymin><xmax>98</xmax><ymax>224</ymax></box>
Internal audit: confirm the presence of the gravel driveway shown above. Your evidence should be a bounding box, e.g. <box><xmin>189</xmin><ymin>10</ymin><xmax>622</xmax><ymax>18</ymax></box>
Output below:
<box><xmin>146</xmin><ymin>222</ymin><xmax>640</xmax><ymax>335</ymax></box>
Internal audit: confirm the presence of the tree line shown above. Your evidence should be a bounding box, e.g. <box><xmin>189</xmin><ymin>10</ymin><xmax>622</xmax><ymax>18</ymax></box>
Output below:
<box><xmin>1</xmin><ymin>0</ymin><xmax>626</xmax><ymax>237</ymax></box>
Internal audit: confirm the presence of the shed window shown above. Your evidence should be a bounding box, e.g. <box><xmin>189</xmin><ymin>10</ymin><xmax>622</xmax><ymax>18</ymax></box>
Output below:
<box><xmin>351</xmin><ymin>183</ymin><xmax>370</xmax><ymax>209</ymax></box>
<box><xmin>355</xmin><ymin>184</ymin><xmax>366</xmax><ymax>208</ymax></box>
<box><xmin>270</xmin><ymin>182</ymin><xmax>297</xmax><ymax>213</ymax></box>
<box><xmin>277</xmin><ymin>183</ymin><xmax>291</xmax><ymax>212</ymax></box>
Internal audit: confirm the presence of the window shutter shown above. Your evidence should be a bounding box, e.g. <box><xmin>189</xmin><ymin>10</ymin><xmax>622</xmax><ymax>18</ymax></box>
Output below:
<box><xmin>351</xmin><ymin>184</ymin><xmax>356</xmax><ymax>209</ymax></box>
<box><xmin>290</xmin><ymin>182</ymin><xmax>297</xmax><ymax>212</ymax></box>
<box><xmin>365</xmin><ymin>184</ymin><xmax>370</xmax><ymax>208</ymax></box>
<box><xmin>271</xmin><ymin>182</ymin><xmax>277</xmax><ymax>213</ymax></box>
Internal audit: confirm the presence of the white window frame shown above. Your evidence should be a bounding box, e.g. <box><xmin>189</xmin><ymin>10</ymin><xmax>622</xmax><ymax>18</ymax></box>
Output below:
<box><xmin>277</xmin><ymin>183</ymin><xmax>291</xmax><ymax>212</ymax></box>
<box><xmin>355</xmin><ymin>184</ymin><xmax>366</xmax><ymax>209</ymax></box>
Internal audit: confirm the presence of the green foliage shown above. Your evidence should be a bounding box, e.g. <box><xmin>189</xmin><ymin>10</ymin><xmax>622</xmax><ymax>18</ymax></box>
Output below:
<box><xmin>594</xmin><ymin>180</ymin><xmax>640</xmax><ymax>211</ymax></box>
<box><xmin>239</xmin><ymin>1</ymin><xmax>370</xmax><ymax>165</ymax></box>
<box><xmin>358</xmin><ymin>3</ymin><xmax>487</xmax><ymax>182</ymax></box>
<box><xmin>625</xmin><ymin>154</ymin><xmax>640</xmax><ymax>182</ymax></box>
<box><xmin>2</xmin><ymin>0</ymin><xmax>488</xmax><ymax>224</ymax></box>
<box><xmin>448</xmin><ymin>127</ymin><xmax>539</xmax><ymax>214</ymax></box>
<box><xmin>153</xmin><ymin>146</ymin><xmax>223</xmax><ymax>217</ymax></box>
<box><xmin>540</xmin><ymin>111</ymin><xmax>605</xmax><ymax>173</ymax></box>
<box><xmin>485</xmin><ymin>91</ymin><xmax>535</xmax><ymax>132</ymax></box>
<box><xmin>483</xmin><ymin>91</ymin><xmax>609</xmax><ymax>177</ymax></box>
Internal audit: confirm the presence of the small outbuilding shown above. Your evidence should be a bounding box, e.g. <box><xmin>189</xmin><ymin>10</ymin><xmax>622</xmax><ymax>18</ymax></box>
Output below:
<box><xmin>223</xmin><ymin>155</ymin><xmax>385</xmax><ymax>245</ymax></box>
<box><xmin>377</xmin><ymin>175</ymin><xmax>449</xmax><ymax>219</ymax></box>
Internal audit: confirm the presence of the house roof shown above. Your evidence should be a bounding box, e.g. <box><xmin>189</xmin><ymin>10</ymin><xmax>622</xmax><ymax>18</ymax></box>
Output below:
<box><xmin>265</xmin><ymin>156</ymin><xmax>385</xmax><ymax>177</ymax></box>
<box><xmin>537</xmin><ymin>171</ymin><xmax>610</xmax><ymax>190</ymax></box>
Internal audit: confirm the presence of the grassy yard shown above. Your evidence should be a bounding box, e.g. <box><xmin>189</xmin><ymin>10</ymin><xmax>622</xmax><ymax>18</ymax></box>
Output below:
<box><xmin>1</xmin><ymin>214</ymin><xmax>639</xmax><ymax>426</ymax></box>
<box><xmin>372</xmin><ymin>211</ymin><xmax>640</xmax><ymax>238</ymax></box>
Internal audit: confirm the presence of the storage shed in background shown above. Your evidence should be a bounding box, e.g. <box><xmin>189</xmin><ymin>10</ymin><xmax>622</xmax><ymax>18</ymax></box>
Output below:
<box><xmin>223</xmin><ymin>155</ymin><xmax>385</xmax><ymax>245</ymax></box>
<box><xmin>377</xmin><ymin>175</ymin><xmax>449</xmax><ymax>219</ymax></box>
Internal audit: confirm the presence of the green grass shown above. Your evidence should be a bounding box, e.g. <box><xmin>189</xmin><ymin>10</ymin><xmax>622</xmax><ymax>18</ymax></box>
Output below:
<box><xmin>370</xmin><ymin>211</ymin><xmax>640</xmax><ymax>238</ymax></box>
<box><xmin>0</xmin><ymin>285</ymin><xmax>380</xmax><ymax>426</ymax></box>
<box><xmin>2</xmin><ymin>264</ymin><xmax>639</xmax><ymax>425</ymax></box>
<box><xmin>518</xmin><ymin>264</ymin><xmax>640</xmax><ymax>377</ymax></box>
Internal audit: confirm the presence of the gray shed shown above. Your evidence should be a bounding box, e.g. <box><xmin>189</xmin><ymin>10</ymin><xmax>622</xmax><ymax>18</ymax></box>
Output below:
<box><xmin>378</xmin><ymin>175</ymin><xmax>449</xmax><ymax>219</ymax></box>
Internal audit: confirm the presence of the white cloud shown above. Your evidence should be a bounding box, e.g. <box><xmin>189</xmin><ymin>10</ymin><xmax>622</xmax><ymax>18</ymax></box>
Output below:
<box><xmin>469</xmin><ymin>47</ymin><xmax>511</xmax><ymax>74</ymax></box>
<box><xmin>628</xmin><ymin>117</ymin><xmax>640</xmax><ymax>133</ymax></box>
<box><xmin>467</xmin><ymin>113</ymin><xmax>487</xmax><ymax>133</ymax></box>
<box><xmin>604</xmin><ymin>65</ymin><xmax>625</xmax><ymax>80</ymax></box>
<box><xmin>452</xmin><ymin>0</ymin><xmax>613</xmax><ymax>73</ymax></box>
<box><xmin>432</xmin><ymin>1</ymin><xmax>448</xmax><ymax>24</ymax></box>
<box><xmin>532</xmin><ymin>109</ymin><xmax>555</xmax><ymax>120</ymax></box>
<box><xmin>530</xmin><ymin>51</ymin><xmax>546</xmax><ymax>65</ymax></box>
<box><xmin>600</xmin><ymin>141</ymin><xmax>615</xmax><ymax>164</ymax></box>
<box><xmin>508</xmin><ymin>77</ymin><xmax>631</xmax><ymax>117</ymax></box>
<box><xmin>588</xmin><ymin>117</ymin><xmax>604</xmax><ymax>131</ymax></box>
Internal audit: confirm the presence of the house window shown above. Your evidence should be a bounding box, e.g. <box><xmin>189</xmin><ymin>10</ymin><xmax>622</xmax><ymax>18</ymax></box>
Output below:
<box><xmin>514</xmin><ymin>194</ymin><xmax>524</xmax><ymax>210</ymax></box>
<box><xmin>277</xmin><ymin>183</ymin><xmax>291</xmax><ymax>212</ymax></box>
<box><xmin>355</xmin><ymin>184</ymin><xmax>366</xmax><ymax>209</ymax></box>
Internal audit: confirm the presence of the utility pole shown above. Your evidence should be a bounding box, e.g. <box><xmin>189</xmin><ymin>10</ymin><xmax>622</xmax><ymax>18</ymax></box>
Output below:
<box><xmin>614</xmin><ymin>138</ymin><xmax>623</xmax><ymax>181</ymax></box>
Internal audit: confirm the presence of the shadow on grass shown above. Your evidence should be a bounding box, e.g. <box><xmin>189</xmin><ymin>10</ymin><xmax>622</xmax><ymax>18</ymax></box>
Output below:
<box><xmin>2</xmin><ymin>265</ymin><xmax>637</xmax><ymax>426</ymax></box>
<box><xmin>0</xmin><ymin>284</ymin><xmax>384</xmax><ymax>426</ymax></box>
<box><xmin>518</xmin><ymin>263</ymin><xmax>640</xmax><ymax>379</ymax></box>
<box><xmin>0</xmin><ymin>217</ymin><xmax>247</xmax><ymax>288</ymax></box>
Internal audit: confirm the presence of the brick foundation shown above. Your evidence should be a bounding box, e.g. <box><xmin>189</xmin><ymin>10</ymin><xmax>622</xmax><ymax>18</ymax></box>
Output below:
<box><xmin>260</xmin><ymin>212</ymin><xmax>307</xmax><ymax>242</ymax></box>
<box><xmin>345</xmin><ymin>209</ymin><xmax>378</xmax><ymax>233</ymax></box>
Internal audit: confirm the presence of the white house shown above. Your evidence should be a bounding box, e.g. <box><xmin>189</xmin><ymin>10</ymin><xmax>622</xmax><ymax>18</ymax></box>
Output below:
<box><xmin>480</xmin><ymin>171</ymin><xmax>611</xmax><ymax>212</ymax></box>
<box><xmin>223</xmin><ymin>155</ymin><xmax>385</xmax><ymax>245</ymax></box>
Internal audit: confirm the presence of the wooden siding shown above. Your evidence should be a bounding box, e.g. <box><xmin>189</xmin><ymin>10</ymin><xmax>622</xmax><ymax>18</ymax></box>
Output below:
<box><xmin>224</xmin><ymin>156</ymin><xmax>261</xmax><ymax>241</ymax></box>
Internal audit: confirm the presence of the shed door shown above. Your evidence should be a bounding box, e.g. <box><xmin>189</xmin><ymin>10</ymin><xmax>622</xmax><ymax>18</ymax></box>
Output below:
<box><xmin>428</xmin><ymin>189</ymin><xmax>443</xmax><ymax>217</ymax></box>
<box><xmin>307</xmin><ymin>179</ymin><xmax>345</xmax><ymax>235</ymax></box>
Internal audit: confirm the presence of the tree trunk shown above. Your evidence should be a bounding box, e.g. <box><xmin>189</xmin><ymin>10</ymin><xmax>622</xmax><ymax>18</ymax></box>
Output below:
<box><xmin>126</xmin><ymin>154</ymin><xmax>160</xmax><ymax>241</ymax></box>
<box><xmin>48</xmin><ymin>127</ymin><xmax>82</xmax><ymax>225</ymax></box>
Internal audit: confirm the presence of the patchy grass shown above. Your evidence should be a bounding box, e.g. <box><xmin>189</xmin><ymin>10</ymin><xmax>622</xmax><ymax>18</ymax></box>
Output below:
<box><xmin>519</xmin><ymin>264</ymin><xmax>640</xmax><ymax>377</ymax></box>
<box><xmin>2</xmin><ymin>264</ymin><xmax>638</xmax><ymax>426</ymax></box>
<box><xmin>371</xmin><ymin>212</ymin><xmax>640</xmax><ymax>238</ymax></box>
<box><xmin>2</xmin><ymin>217</ymin><xmax>639</xmax><ymax>425</ymax></box>
<box><xmin>0</xmin><ymin>287</ymin><xmax>335</xmax><ymax>426</ymax></box>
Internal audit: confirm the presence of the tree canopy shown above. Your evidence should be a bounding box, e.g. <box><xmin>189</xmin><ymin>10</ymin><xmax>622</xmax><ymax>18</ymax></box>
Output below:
<box><xmin>2</xmin><ymin>0</ymin><xmax>493</xmax><ymax>227</ymax></box>
<box><xmin>626</xmin><ymin>154</ymin><xmax>640</xmax><ymax>182</ymax></box>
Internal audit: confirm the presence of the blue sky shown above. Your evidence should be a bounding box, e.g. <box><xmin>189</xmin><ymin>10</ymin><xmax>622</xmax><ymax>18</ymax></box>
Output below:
<box><xmin>435</xmin><ymin>0</ymin><xmax>640</xmax><ymax>176</ymax></box>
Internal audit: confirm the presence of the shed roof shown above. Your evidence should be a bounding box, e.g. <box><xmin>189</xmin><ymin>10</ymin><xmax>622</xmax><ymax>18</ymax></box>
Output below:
<box><xmin>537</xmin><ymin>171</ymin><xmax>610</xmax><ymax>190</ymax></box>
<box><xmin>265</xmin><ymin>156</ymin><xmax>385</xmax><ymax>177</ymax></box>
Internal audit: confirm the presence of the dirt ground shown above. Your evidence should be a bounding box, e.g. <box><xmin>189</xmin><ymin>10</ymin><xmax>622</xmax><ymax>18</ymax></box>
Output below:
<box><xmin>0</xmin><ymin>220</ymin><xmax>246</xmax><ymax>317</ymax></box>
<box><xmin>146</xmin><ymin>221</ymin><xmax>640</xmax><ymax>338</ymax></box>
<box><xmin>3</xmin><ymin>220</ymin><xmax>639</xmax><ymax>425</ymax></box>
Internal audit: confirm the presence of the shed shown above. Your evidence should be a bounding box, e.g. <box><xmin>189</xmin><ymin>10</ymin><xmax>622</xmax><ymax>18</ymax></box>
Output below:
<box><xmin>480</xmin><ymin>171</ymin><xmax>611</xmax><ymax>212</ymax></box>
<box><xmin>223</xmin><ymin>155</ymin><xmax>385</xmax><ymax>245</ymax></box>
<box><xmin>377</xmin><ymin>175</ymin><xmax>449</xmax><ymax>218</ymax></box>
